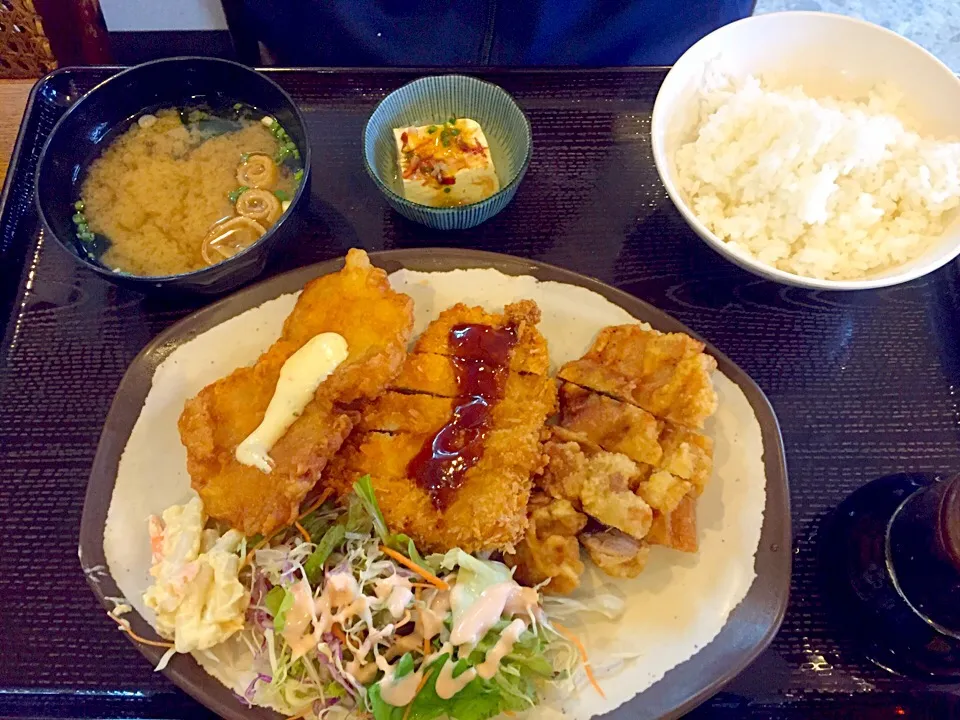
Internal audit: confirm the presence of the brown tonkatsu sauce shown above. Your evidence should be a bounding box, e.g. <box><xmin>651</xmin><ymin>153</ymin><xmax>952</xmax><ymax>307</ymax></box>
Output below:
<box><xmin>408</xmin><ymin>323</ymin><xmax>517</xmax><ymax>508</ymax></box>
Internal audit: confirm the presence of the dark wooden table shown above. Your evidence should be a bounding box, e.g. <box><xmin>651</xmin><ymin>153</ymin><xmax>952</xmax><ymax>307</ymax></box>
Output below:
<box><xmin>0</xmin><ymin>67</ymin><xmax>959</xmax><ymax>719</ymax></box>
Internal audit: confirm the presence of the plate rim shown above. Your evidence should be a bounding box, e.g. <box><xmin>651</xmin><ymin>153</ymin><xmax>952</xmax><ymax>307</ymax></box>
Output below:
<box><xmin>79</xmin><ymin>248</ymin><xmax>791</xmax><ymax>720</ymax></box>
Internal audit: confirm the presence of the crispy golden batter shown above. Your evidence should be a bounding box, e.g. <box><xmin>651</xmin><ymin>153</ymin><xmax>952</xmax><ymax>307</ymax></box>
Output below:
<box><xmin>178</xmin><ymin>249</ymin><xmax>414</xmax><ymax>536</ymax></box>
<box><xmin>558</xmin><ymin>383</ymin><xmax>663</xmax><ymax>466</ymax></box>
<box><xmin>367</xmin><ymin>373</ymin><xmax>557</xmax><ymax>434</ymax></box>
<box><xmin>390</xmin><ymin>353</ymin><xmax>462</xmax><ymax>397</ymax></box>
<box><xmin>325</xmin><ymin>427</ymin><xmax>547</xmax><ymax>553</ymax></box>
<box><xmin>506</xmin><ymin>492</ymin><xmax>587</xmax><ymax>595</ymax></box>
<box><xmin>540</xmin><ymin>437</ymin><xmax>653</xmax><ymax>541</ymax></box>
<box><xmin>646</xmin><ymin>494</ymin><xmax>698</xmax><ymax>553</ymax></box>
<box><xmin>580</xmin><ymin>528</ymin><xmax>650</xmax><ymax>578</ymax></box>
<box><xmin>325</xmin><ymin>299</ymin><xmax>556</xmax><ymax>553</ymax></box>
<box><xmin>413</xmin><ymin>300</ymin><xmax>550</xmax><ymax>375</ymax></box>
<box><xmin>557</xmin><ymin>325</ymin><xmax>718</xmax><ymax>428</ymax></box>
<box><xmin>658</xmin><ymin>423</ymin><xmax>714</xmax><ymax>496</ymax></box>
<box><xmin>356</xmin><ymin>392</ymin><xmax>455</xmax><ymax>434</ymax></box>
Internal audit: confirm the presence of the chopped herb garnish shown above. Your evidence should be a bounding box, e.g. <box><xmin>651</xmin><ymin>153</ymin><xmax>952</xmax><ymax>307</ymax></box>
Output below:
<box><xmin>274</xmin><ymin>189</ymin><xmax>290</xmax><ymax>202</ymax></box>
<box><xmin>443</xmin><ymin>187</ymin><xmax>451</xmax><ymax>193</ymax></box>
<box><xmin>74</xmin><ymin>200</ymin><xmax>84</xmax><ymax>211</ymax></box>
<box><xmin>448</xmin><ymin>116</ymin><xmax>456</xmax><ymax>125</ymax></box>
<box><xmin>293</xmin><ymin>168</ymin><xmax>304</xmax><ymax>183</ymax></box>
<box><xmin>228</xmin><ymin>185</ymin><xmax>249</xmax><ymax>204</ymax></box>
<box><xmin>427</xmin><ymin>125</ymin><xmax>437</xmax><ymax>134</ymax></box>
<box><xmin>240</xmin><ymin>152</ymin><xmax>250</xmax><ymax>163</ymax></box>
<box><xmin>450</xmin><ymin>128</ymin><xmax>460</xmax><ymax>136</ymax></box>
<box><xmin>72</xmin><ymin>213</ymin><xmax>84</xmax><ymax>224</ymax></box>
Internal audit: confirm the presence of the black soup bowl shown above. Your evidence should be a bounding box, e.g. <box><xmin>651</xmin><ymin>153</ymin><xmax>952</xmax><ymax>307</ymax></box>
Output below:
<box><xmin>35</xmin><ymin>57</ymin><xmax>311</xmax><ymax>294</ymax></box>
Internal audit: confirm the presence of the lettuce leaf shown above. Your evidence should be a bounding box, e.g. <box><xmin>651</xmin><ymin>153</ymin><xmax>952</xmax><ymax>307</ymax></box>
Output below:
<box><xmin>304</xmin><ymin>524</ymin><xmax>346</xmax><ymax>584</ymax></box>
<box><xmin>264</xmin><ymin>586</ymin><xmax>294</xmax><ymax>632</ymax></box>
<box><xmin>440</xmin><ymin>550</ymin><xmax>513</xmax><ymax>633</ymax></box>
<box><xmin>367</xmin><ymin>623</ymin><xmax>550</xmax><ymax>720</ymax></box>
<box><xmin>353</xmin><ymin>477</ymin><xmax>427</xmax><ymax>566</ymax></box>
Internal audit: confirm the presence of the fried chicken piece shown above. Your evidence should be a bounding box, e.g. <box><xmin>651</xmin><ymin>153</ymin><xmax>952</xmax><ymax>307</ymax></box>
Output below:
<box><xmin>580</xmin><ymin>528</ymin><xmax>650</xmax><ymax>579</ymax></box>
<box><xmin>324</xmin><ymin>427</ymin><xmax>545</xmax><ymax>553</ymax></box>
<box><xmin>557</xmin><ymin>325</ymin><xmax>718</xmax><ymax>428</ymax></box>
<box><xmin>413</xmin><ymin>300</ymin><xmax>550</xmax><ymax>375</ymax></box>
<box><xmin>506</xmin><ymin>493</ymin><xmax>587</xmax><ymax>595</ymax></box>
<box><xmin>179</xmin><ymin>249</ymin><xmax>414</xmax><ymax>536</ymax></box>
<box><xmin>540</xmin><ymin>436</ymin><xmax>653</xmax><ymax>541</ymax></box>
<box><xmin>658</xmin><ymin>423</ymin><xmax>714</xmax><ymax>496</ymax></box>
<box><xmin>635</xmin><ymin>470</ymin><xmax>691</xmax><ymax>515</ymax></box>
<box><xmin>646</xmin><ymin>494</ymin><xmax>698</xmax><ymax>552</ymax></box>
<box><xmin>558</xmin><ymin>383</ymin><xmax>663</xmax><ymax>466</ymax></box>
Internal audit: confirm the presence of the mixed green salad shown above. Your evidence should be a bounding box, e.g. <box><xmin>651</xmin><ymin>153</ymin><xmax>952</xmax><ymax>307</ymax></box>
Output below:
<box><xmin>140</xmin><ymin>477</ymin><xmax>594</xmax><ymax>720</ymax></box>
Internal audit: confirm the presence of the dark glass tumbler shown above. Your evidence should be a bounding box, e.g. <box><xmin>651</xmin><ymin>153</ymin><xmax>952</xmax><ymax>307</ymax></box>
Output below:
<box><xmin>822</xmin><ymin>472</ymin><xmax>960</xmax><ymax>681</ymax></box>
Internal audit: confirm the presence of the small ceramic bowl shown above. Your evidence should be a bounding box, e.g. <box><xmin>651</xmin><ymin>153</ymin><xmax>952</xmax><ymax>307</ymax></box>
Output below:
<box><xmin>651</xmin><ymin>12</ymin><xmax>960</xmax><ymax>290</ymax></box>
<box><xmin>35</xmin><ymin>57</ymin><xmax>311</xmax><ymax>294</ymax></box>
<box><xmin>363</xmin><ymin>75</ymin><xmax>532</xmax><ymax>230</ymax></box>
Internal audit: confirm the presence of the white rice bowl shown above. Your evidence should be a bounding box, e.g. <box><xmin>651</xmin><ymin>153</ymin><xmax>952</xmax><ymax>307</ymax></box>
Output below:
<box><xmin>674</xmin><ymin>70</ymin><xmax>960</xmax><ymax>281</ymax></box>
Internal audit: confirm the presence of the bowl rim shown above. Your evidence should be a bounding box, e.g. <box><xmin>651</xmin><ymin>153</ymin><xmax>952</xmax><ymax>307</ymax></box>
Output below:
<box><xmin>34</xmin><ymin>55</ymin><xmax>313</xmax><ymax>284</ymax></box>
<box><xmin>650</xmin><ymin>10</ymin><xmax>960</xmax><ymax>291</ymax></box>
<box><xmin>361</xmin><ymin>73</ymin><xmax>533</xmax><ymax>215</ymax></box>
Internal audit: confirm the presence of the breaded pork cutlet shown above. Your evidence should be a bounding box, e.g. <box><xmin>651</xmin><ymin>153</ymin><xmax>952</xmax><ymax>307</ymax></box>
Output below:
<box><xmin>324</xmin><ymin>300</ymin><xmax>556</xmax><ymax>553</ymax></box>
<box><xmin>557</xmin><ymin>324</ymin><xmax>718</xmax><ymax>429</ymax></box>
<box><xmin>413</xmin><ymin>300</ymin><xmax>550</xmax><ymax>375</ymax></box>
<box><xmin>178</xmin><ymin>249</ymin><xmax>414</xmax><ymax>536</ymax></box>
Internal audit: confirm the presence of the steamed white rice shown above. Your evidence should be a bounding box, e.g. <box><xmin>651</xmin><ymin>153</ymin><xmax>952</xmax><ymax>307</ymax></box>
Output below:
<box><xmin>675</xmin><ymin>73</ymin><xmax>960</xmax><ymax>280</ymax></box>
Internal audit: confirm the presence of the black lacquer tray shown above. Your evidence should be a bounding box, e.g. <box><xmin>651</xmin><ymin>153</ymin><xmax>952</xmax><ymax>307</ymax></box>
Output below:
<box><xmin>1</xmin><ymin>67</ymin><xmax>959</xmax><ymax>718</ymax></box>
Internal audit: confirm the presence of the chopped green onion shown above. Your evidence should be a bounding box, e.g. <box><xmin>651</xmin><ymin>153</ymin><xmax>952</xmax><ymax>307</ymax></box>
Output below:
<box><xmin>448</xmin><ymin>116</ymin><xmax>456</xmax><ymax>125</ymax></box>
<box><xmin>240</xmin><ymin>153</ymin><xmax>250</xmax><ymax>163</ymax></box>
<box><xmin>228</xmin><ymin>186</ymin><xmax>249</xmax><ymax>204</ymax></box>
<box><xmin>74</xmin><ymin>200</ymin><xmax>84</xmax><ymax>211</ymax></box>
<box><xmin>293</xmin><ymin>168</ymin><xmax>304</xmax><ymax>183</ymax></box>
<box><xmin>274</xmin><ymin>189</ymin><xmax>290</xmax><ymax>202</ymax></box>
<box><xmin>72</xmin><ymin>213</ymin><xmax>84</xmax><ymax>224</ymax></box>
<box><xmin>427</xmin><ymin>125</ymin><xmax>437</xmax><ymax>133</ymax></box>
<box><xmin>233</xmin><ymin>102</ymin><xmax>243</xmax><ymax>110</ymax></box>
<box><xmin>443</xmin><ymin>187</ymin><xmax>451</xmax><ymax>193</ymax></box>
<box><xmin>450</xmin><ymin>128</ymin><xmax>460</xmax><ymax>136</ymax></box>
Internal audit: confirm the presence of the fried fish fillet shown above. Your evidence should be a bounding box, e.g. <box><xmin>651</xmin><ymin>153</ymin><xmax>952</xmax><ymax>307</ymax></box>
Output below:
<box><xmin>325</xmin><ymin>300</ymin><xmax>556</xmax><ymax>553</ymax></box>
<box><xmin>178</xmin><ymin>249</ymin><xmax>414</xmax><ymax>537</ymax></box>
<box><xmin>557</xmin><ymin>324</ymin><xmax>718</xmax><ymax>428</ymax></box>
<box><xmin>413</xmin><ymin>300</ymin><xmax>550</xmax><ymax>375</ymax></box>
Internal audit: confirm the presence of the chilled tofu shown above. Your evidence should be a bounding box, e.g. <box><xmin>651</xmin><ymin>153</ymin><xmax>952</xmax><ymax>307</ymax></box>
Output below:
<box><xmin>393</xmin><ymin>118</ymin><xmax>500</xmax><ymax>207</ymax></box>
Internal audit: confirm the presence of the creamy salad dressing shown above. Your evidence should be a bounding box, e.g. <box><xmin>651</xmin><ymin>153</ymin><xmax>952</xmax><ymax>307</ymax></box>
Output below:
<box><xmin>477</xmin><ymin>618</ymin><xmax>527</xmax><ymax>680</ymax></box>
<box><xmin>374</xmin><ymin>575</ymin><xmax>414</xmax><ymax>619</ymax></box>
<box><xmin>235</xmin><ymin>332</ymin><xmax>348</xmax><ymax>473</ymax></box>
<box><xmin>450</xmin><ymin>581</ymin><xmax>538</xmax><ymax>646</ymax></box>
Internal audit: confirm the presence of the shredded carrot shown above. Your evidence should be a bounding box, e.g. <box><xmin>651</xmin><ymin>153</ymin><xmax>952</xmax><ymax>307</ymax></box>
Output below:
<box><xmin>552</xmin><ymin>622</ymin><xmax>605</xmax><ymax>699</ymax></box>
<box><xmin>380</xmin><ymin>545</ymin><xmax>449</xmax><ymax>590</ymax></box>
<box><xmin>243</xmin><ymin>488</ymin><xmax>334</xmax><ymax>567</ymax></box>
<box><xmin>332</xmin><ymin>623</ymin><xmax>347</xmax><ymax>644</ymax></box>
<box><xmin>109</xmin><ymin>614</ymin><xmax>175</xmax><ymax>649</ymax></box>
<box><xmin>294</xmin><ymin>520</ymin><xmax>311</xmax><ymax>543</ymax></box>
<box><xmin>298</xmin><ymin>487</ymin><xmax>333</xmax><ymax>522</ymax></box>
